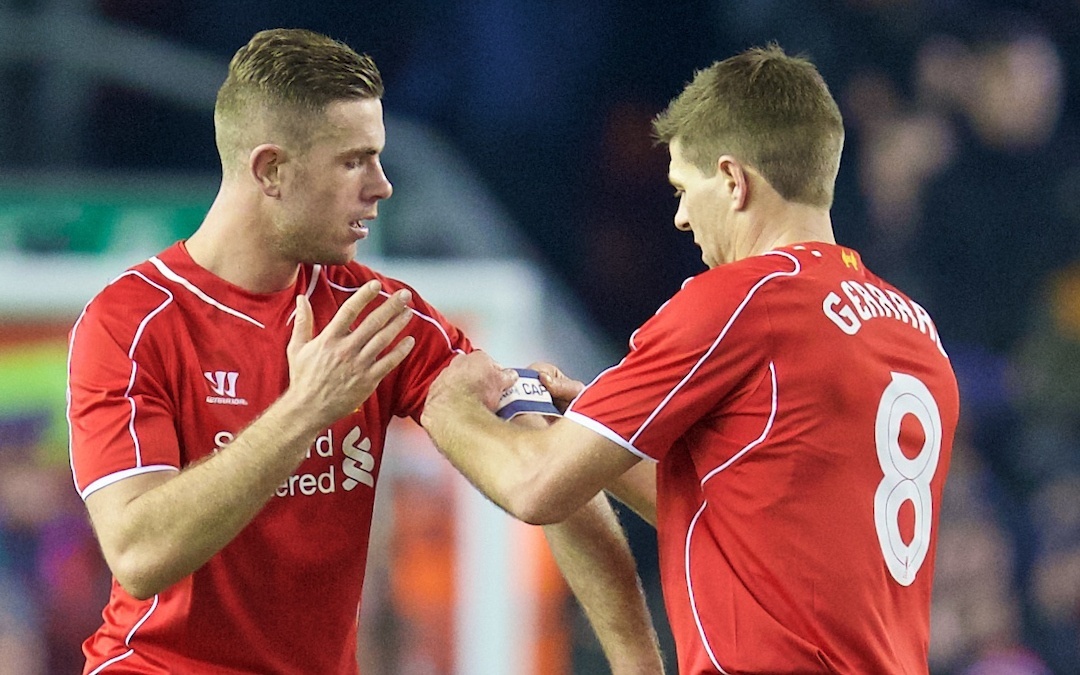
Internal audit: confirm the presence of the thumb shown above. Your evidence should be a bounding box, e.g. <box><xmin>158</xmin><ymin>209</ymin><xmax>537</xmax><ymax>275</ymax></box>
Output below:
<box><xmin>539</xmin><ymin>370</ymin><xmax>585</xmax><ymax>401</ymax></box>
<box><xmin>288</xmin><ymin>295</ymin><xmax>314</xmax><ymax>359</ymax></box>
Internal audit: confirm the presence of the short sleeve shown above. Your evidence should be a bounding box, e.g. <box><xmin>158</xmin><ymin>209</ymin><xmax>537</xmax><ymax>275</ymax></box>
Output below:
<box><xmin>382</xmin><ymin>283</ymin><xmax>473</xmax><ymax>423</ymax></box>
<box><xmin>68</xmin><ymin>276</ymin><xmax>181</xmax><ymax>499</ymax></box>
<box><xmin>566</xmin><ymin>260</ymin><xmax>787</xmax><ymax>461</ymax></box>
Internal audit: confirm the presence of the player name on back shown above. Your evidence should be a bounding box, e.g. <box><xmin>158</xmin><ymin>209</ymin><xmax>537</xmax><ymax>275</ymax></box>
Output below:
<box><xmin>822</xmin><ymin>278</ymin><xmax>947</xmax><ymax>356</ymax></box>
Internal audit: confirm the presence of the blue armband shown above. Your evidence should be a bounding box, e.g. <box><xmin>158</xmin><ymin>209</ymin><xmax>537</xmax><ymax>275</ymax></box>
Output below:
<box><xmin>494</xmin><ymin>368</ymin><xmax>561</xmax><ymax>420</ymax></box>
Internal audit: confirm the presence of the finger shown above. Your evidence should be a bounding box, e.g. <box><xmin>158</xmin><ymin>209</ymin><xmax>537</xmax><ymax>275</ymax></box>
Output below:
<box><xmin>326</xmin><ymin>280</ymin><xmax>382</xmax><ymax>337</ymax></box>
<box><xmin>471</xmin><ymin>352</ymin><xmax>514</xmax><ymax>387</ymax></box>
<box><xmin>287</xmin><ymin>295</ymin><xmax>314</xmax><ymax>361</ymax></box>
<box><xmin>348</xmin><ymin>288</ymin><xmax>412</xmax><ymax>344</ymax></box>
<box><xmin>367</xmin><ymin>335</ymin><xmax>416</xmax><ymax>382</ymax></box>
<box><xmin>356</xmin><ymin>303</ymin><xmax>415</xmax><ymax>362</ymax></box>
<box><xmin>528</xmin><ymin>361</ymin><xmax>563</xmax><ymax>379</ymax></box>
<box><xmin>539</xmin><ymin>370</ymin><xmax>585</xmax><ymax>400</ymax></box>
<box><xmin>461</xmin><ymin>353</ymin><xmax>516</xmax><ymax>407</ymax></box>
<box><xmin>452</xmin><ymin>352</ymin><xmax>509</xmax><ymax>385</ymax></box>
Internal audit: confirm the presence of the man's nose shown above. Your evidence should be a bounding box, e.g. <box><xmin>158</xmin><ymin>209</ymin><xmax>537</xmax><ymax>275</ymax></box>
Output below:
<box><xmin>367</xmin><ymin>161</ymin><xmax>393</xmax><ymax>201</ymax></box>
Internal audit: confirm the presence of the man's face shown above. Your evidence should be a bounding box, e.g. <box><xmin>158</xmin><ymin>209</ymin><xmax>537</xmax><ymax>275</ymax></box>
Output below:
<box><xmin>667</xmin><ymin>139</ymin><xmax>729</xmax><ymax>268</ymax></box>
<box><xmin>273</xmin><ymin>97</ymin><xmax>393</xmax><ymax>265</ymax></box>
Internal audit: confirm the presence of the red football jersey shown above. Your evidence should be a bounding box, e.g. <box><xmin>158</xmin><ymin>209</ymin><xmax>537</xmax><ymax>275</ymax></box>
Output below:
<box><xmin>566</xmin><ymin>244</ymin><xmax>958</xmax><ymax>674</ymax></box>
<box><xmin>68</xmin><ymin>242</ymin><xmax>471</xmax><ymax>674</ymax></box>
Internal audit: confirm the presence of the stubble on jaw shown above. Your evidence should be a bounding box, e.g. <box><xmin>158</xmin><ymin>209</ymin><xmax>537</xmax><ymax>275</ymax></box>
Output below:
<box><xmin>281</xmin><ymin>231</ymin><xmax>355</xmax><ymax>267</ymax></box>
<box><xmin>265</xmin><ymin>205</ymin><xmax>356</xmax><ymax>268</ymax></box>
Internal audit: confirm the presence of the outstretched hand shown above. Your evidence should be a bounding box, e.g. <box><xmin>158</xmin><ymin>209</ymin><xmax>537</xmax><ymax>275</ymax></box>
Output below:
<box><xmin>285</xmin><ymin>280</ymin><xmax>415</xmax><ymax>425</ymax></box>
<box><xmin>529</xmin><ymin>361</ymin><xmax>585</xmax><ymax>413</ymax></box>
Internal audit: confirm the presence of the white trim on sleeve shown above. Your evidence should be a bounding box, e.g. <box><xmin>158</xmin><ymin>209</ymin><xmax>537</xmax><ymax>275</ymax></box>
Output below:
<box><xmin>68</xmin><ymin>271</ymin><xmax>174</xmax><ymax>491</ymax></box>
<box><xmin>563</xmin><ymin>411</ymin><xmax>656</xmax><ymax>463</ymax></box>
<box><xmin>80</xmin><ymin>465</ymin><xmax>179</xmax><ymax>500</ymax></box>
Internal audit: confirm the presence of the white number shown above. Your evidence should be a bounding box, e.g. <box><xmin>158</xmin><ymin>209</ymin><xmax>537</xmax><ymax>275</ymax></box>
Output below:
<box><xmin>874</xmin><ymin>372</ymin><xmax>942</xmax><ymax>586</ymax></box>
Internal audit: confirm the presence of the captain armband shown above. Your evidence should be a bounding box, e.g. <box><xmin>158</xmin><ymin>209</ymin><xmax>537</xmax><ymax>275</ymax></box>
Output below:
<box><xmin>494</xmin><ymin>368</ymin><xmax>561</xmax><ymax>420</ymax></box>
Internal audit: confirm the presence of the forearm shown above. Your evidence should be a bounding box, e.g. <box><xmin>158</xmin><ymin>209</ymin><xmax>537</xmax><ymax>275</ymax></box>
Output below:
<box><xmin>424</xmin><ymin>378</ymin><xmax>641</xmax><ymax>524</ymax></box>
<box><xmin>423</xmin><ymin>393</ymin><xmax>551</xmax><ymax>522</ymax></box>
<box><xmin>544</xmin><ymin>493</ymin><xmax>665</xmax><ymax>675</ymax></box>
<box><xmin>98</xmin><ymin>392</ymin><xmax>322</xmax><ymax>598</ymax></box>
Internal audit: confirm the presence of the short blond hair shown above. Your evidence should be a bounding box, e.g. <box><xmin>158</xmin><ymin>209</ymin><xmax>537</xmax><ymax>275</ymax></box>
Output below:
<box><xmin>653</xmin><ymin>45</ymin><xmax>844</xmax><ymax>208</ymax></box>
<box><xmin>214</xmin><ymin>28</ymin><xmax>383</xmax><ymax>175</ymax></box>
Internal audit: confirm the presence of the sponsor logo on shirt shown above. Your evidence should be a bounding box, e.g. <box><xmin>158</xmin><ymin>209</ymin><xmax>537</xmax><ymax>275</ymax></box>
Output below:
<box><xmin>204</xmin><ymin>370</ymin><xmax>249</xmax><ymax>406</ymax></box>
<box><xmin>341</xmin><ymin>427</ymin><xmax>375</xmax><ymax>490</ymax></box>
<box><xmin>212</xmin><ymin>425</ymin><xmax>377</xmax><ymax>497</ymax></box>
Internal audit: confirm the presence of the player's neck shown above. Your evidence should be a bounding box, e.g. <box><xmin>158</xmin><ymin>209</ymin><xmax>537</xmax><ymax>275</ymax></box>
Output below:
<box><xmin>186</xmin><ymin>191</ymin><xmax>301</xmax><ymax>294</ymax></box>
<box><xmin>743</xmin><ymin>201</ymin><xmax>835</xmax><ymax>259</ymax></box>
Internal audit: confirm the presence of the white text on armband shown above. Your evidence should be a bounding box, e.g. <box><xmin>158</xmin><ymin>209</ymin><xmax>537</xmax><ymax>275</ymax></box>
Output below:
<box><xmin>822</xmin><ymin>280</ymin><xmax>948</xmax><ymax>357</ymax></box>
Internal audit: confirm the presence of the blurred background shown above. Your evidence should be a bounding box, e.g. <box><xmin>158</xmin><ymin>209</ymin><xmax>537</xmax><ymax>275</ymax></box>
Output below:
<box><xmin>1</xmin><ymin>0</ymin><xmax>1079</xmax><ymax>673</ymax></box>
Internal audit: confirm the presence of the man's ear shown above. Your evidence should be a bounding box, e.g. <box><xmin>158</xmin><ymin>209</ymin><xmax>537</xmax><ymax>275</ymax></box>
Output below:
<box><xmin>249</xmin><ymin>144</ymin><xmax>285</xmax><ymax>198</ymax></box>
<box><xmin>717</xmin><ymin>155</ymin><xmax>750</xmax><ymax>211</ymax></box>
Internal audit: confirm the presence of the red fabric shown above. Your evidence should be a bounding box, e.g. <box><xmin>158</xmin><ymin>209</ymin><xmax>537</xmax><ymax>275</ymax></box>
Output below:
<box><xmin>69</xmin><ymin>242</ymin><xmax>471</xmax><ymax>674</ymax></box>
<box><xmin>568</xmin><ymin>243</ymin><xmax>958</xmax><ymax>674</ymax></box>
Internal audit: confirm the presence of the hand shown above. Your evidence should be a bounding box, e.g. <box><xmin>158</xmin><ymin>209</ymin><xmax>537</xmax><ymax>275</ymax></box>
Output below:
<box><xmin>529</xmin><ymin>361</ymin><xmax>584</xmax><ymax>413</ymax></box>
<box><xmin>425</xmin><ymin>351</ymin><xmax>516</xmax><ymax>415</ymax></box>
<box><xmin>285</xmin><ymin>280</ymin><xmax>415</xmax><ymax>425</ymax></box>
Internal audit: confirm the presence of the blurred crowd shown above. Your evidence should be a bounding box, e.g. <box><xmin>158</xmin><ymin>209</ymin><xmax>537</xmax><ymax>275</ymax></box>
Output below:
<box><xmin>2</xmin><ymin>0</ymin><xmax>1080</xmax><ymax>673</ymax></box>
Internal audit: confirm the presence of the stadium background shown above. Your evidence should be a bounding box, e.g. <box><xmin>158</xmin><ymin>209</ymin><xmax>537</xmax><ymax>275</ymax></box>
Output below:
<box><xmin>1</xmin><ymin>0</ymin><xmax>1079</xmax><ymax>673</ymax></box>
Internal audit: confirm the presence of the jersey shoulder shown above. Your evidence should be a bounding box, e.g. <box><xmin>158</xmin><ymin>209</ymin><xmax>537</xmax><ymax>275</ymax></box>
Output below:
<box><xmin>322</xmin><ymin>261</ymin><xmax>473</xmax><ymax>358</ymax></box>
<box><xmin>676</xmin><ymin>249</ymin><xmax>803</xmax><ymax>304</ymax></box>
<box><xmin>649</xmin><ymin>250</ymin><xmax>802</xmax><ymax>338</ymax></box>
<box><xmin>77</xmin><ymin>259</ymin><xmax>179</xmax><ymax>343</ymax></box>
